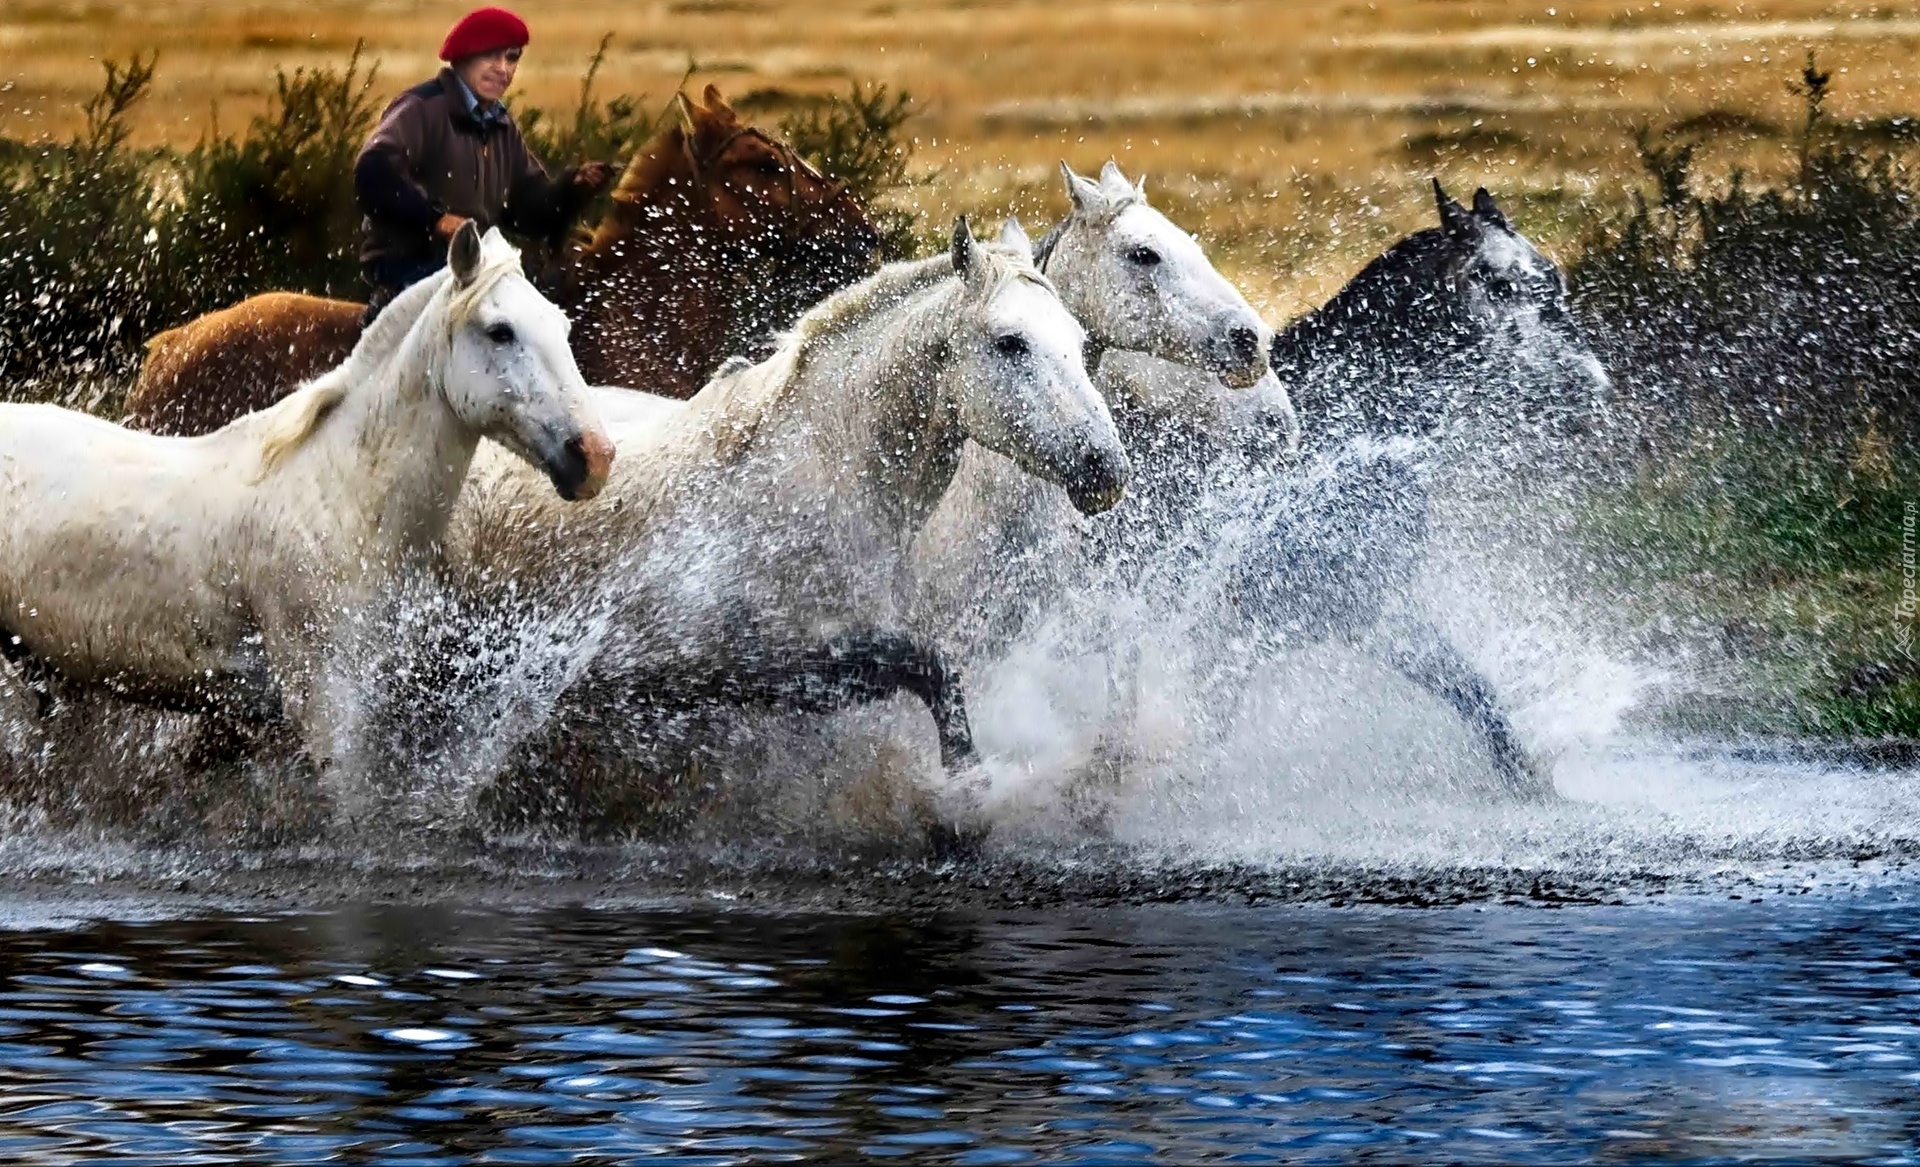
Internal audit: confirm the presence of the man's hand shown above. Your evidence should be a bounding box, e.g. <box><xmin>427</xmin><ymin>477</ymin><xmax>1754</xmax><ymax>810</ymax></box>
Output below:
<box><xmin>572</xmin><ymin>162</ymin><xmax>614</xmax><ymax>193</ymax></box>
<box><xmin>433</xmin><ymin>213</ymin><xmax>472</xmax><ymax>242</ymax></box>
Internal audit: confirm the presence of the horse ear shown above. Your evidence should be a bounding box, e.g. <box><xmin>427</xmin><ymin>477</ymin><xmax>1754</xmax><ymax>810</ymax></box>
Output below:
<box><xmin>449</xmin><ymin>220</ymin><xmax>483</xmax><ymax>287</ymax></box>
<box><xmin>952</xmin><ymin>216</ymin><xmax>986</xmax><ymax>284</ymax></box>
<box><xmin>997</xmin><ymin>217</ymin><xmax>1033</xmax><ymax>255</ymax></box>
<box><xmin>1061</xmin><ymin>161</ymin><xmax>1106</xmax><ymax>216</ymax></box>
<box><xmin>1433</xmin><ymin>178</ymin><xmax>1476</xmax><ymax>241</ymax></box>
<box><xmin>1098</xmin><ymin>159</ymin><xmax>1132</xmax><ymax>195</ymax></box>
<box><xmin>702</xmin><ymin>84</ymin><xmax>736</xmax><ymax>118</ymax></box>
<box><xmin>1472</xmin><ymin>186</ymin><xmax>1510</xmax><ymax>228</ymax></box>
<box><xmin>673</xmin><ymin>91</ymin><xmax>698</xmax><ymax>136</ymax></box>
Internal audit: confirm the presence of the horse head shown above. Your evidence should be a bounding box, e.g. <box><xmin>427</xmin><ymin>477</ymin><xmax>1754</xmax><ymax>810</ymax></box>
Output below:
<box><xmin>677</xmin><ymin>85</ymin><xmax>880</xmax><ymax>290</ymax></box>
<box><xmin>1430</xmin><ymin>180</ymin><xmax>1612</xmax><ymax>434</ymax></box>
<box><xmin>1031</xmin><ymin>161</ymin><xmax>1270</xmax><ymax>390</ymax></box>
<box><xmin>1276</xmin><ymin>181</ymin><xmax>1612</xmax><ymax>444</ymax></box>
<box><xmin>443</xmin><ymin>224</ymin><xmax>612</xmax><ymax>500</ymax></box>
<box><xmin>944</xmin><ymin>218</ymin><xmax>1128</xmax><ymax>515</ymax></box>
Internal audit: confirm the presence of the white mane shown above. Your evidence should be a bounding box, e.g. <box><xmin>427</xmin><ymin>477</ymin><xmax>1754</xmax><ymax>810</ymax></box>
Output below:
<box><xmin>699</xmin><ymin>246</ymin><xmax>1053</xmax><ymax>462</ymax></box>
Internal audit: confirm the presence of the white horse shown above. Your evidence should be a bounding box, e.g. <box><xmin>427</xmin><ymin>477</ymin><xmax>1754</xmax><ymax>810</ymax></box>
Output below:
<box><xmin>0</xmin><ymin>225</ymin><xmax>611</xmax><ymax>759</ymax></box>
<box><xmin>448</xmin><ymin>218</ymin><xmax>1126</xmax><ymax>843</ymax></box>
<box><xmin>911</xmin><ymin>161</ymin><xmax>1293</xmax><ymax>658</ymax></box>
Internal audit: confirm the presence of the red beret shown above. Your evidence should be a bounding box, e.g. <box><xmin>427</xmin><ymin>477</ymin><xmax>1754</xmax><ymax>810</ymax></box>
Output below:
<box><xmin>439</xmin><ymin>7</ymin><xmax>530</xmax><ymax>62</ymax></box>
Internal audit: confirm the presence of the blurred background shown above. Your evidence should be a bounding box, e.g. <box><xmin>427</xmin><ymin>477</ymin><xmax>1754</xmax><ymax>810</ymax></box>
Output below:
<box><xmin>6</xmin><ymin>1</ymin><xmax>1920</xmax><ymax>308</ymax></box>
<box><xmin>2</xmin><ymin>0</ymin><xmax>1919</xmax><ymax>747</ymax></box>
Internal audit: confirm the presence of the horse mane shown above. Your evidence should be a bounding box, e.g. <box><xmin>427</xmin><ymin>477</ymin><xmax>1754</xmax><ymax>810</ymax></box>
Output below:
<box><xmin>254</xmin><ymin>379</ymin><xmax>351</xmax><ymax>477</ymax></box>
<box><xmin>702</xmin><ymin>248</ymin><xmax>1044</xmax><ymax>462</ymax></box>
<box><xmin>1032</xmin><ymin>187</ymin><xmax>1146</xmax><ymax>272</ymax></box>
<box><xmin>253</xmin><ymin>243</ymin><xmax>524</xmax><ymax>477</ymax></box>
<box><xmin>1033</xmin><ymin>220</ymin><xmax>1067</xmax><ymax>270</ymax></box>
<box><xmin>1319</xmin><ymin>226</ymin><xmax>1452</xmax><ymax>320</ymax></box>
<box><xmin>1272</xmin><ymin>225</ymin><xmax>1460</xmax><ymax>373</ymax></box>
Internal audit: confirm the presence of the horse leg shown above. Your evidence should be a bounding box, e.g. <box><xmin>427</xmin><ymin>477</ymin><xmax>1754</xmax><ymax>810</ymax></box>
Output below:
<box><xmin>1371</xmin><ymin>616</ymin><xmax>1553</xmax><ymax>800</ymax></box>
<box><xmin>521</xmin><ymin>628</ymin><xmax>984</xmax><ymax>852</ymax></box>
<box><xmin>717</xmin><ymin>630</ymin><xmax>978</xmax><ymax>771</ymax></box>
<box><xmin>0</xmin><ymin>631</ymin><xmax>58</xmax><ymax>719</ymax></box>
<box><xmin>675</xmin><ymin>629</ymin><xmax>985</xmax><ymax>858</ymax></box>
<box><xmin>1065</xmin><ymin>638</ymin><xmax>1138</xmax><ymax>837</ymax></box>
<box><xmin>217</xmin><ymin>641</ymin><xmax>288</xmax><ymax>728</ymax></box>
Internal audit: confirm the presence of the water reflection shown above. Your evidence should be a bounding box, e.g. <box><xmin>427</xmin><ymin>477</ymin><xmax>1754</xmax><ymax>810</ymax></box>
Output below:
<box><xmin>0</xmin><ymin>899</ymin><xmax>1913</xmax><ymax>1162</ymax></box>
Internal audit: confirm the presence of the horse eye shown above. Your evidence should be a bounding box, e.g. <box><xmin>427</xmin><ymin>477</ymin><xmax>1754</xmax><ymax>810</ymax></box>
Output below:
<box><xmin>1126</xmin><ymin>246</ymin><xmax>1162</xmax><ymax>267</ymax></box>
<box><xmin>756</xmin><ymin>157</ymin><xmax>784</xmax><ymax>175</ymax></box>
<box><xmin>995</xmin><ymin>334</ymin><xmax>1030</xmax><ymax>358</ymax></box>
<box><xmin>1484</xmin><ymin>277</ymin><xmax>1518</xmax><ymax>300</ymax></box>
<box><xmin>485</xmin><ymin>323</ymin><xmax>516</xmax><ymax>345</ymax></box>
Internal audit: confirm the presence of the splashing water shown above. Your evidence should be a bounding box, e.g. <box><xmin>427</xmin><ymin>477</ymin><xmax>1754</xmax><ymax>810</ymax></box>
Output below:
<box><xmin>0</xmin><ymin>362</ymin><xmax>1913</xmax><ymax>907</ymax></box>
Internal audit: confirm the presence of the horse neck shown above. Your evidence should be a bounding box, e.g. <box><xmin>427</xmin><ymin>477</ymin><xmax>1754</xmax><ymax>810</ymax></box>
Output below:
<box><xmin>312</xmin><ymin>304</ymin><xmax>477</xmax><ymax>559</ymax></box>
<box><xmin>1272</xmin><ymin>231</ymin><xmax>1477</xmax><ymax>437</ymax></box>
<box><xmin>1033</xmin><ymin>218</ymin><xmax>1109</xmax><ymax>345</ymax></box>
<box><xmin>790</xmin><ymin>279</ymin><xmax>969</xmax><ymax>535</ymax></box>
<box><xmin>567</xmin><ymin>131</ymin><xmax>748</xmax><ymax>392</ymax></box>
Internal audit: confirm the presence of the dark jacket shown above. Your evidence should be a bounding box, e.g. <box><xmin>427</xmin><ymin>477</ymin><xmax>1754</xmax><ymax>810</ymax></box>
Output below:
<box><xmin>354</xmin><ymin>68</ymin><xmax>587</xmax><ymax>276</ymax></box>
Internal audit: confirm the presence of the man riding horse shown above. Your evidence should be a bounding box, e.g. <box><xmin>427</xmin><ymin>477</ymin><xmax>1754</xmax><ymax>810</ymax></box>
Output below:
<box><xmin>355</xmin><ymin>6</ymin><xmax>614</xmax><ymax>321</ymax></box>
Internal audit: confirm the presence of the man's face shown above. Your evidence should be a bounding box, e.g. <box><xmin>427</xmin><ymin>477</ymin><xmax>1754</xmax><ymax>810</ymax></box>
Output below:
<box><xmin>457</xmin><ymin>46</ymin><xmax>522</xmax><ymax>105</ymax></box>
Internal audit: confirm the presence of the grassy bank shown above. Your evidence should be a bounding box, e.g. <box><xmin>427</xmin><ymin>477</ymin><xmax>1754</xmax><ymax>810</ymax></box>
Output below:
<box><xmin>1579</xmin><ymin>430</ymin><xmax>1920</xmax><ymax>738</ymax></box>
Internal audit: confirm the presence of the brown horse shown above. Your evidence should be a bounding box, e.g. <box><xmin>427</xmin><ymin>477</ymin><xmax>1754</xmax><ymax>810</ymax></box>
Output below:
<box><xmin>124</xmin><ymin>85</ymin><xmax>880</xmax><ymax>436</ymax></box>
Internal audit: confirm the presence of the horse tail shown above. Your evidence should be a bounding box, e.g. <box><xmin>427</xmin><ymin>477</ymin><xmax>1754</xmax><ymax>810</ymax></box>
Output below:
<box><xmin>252</xmin><ymin>379</ymin><xmax>349</xmax><ymax>482</ymax></box>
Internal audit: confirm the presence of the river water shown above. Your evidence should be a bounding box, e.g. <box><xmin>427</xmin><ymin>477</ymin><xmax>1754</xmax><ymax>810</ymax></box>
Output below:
<box><xmin>0</xmin><ymin>856</ymin><xmax>1915</xmax><ymax>1164</ymax></box>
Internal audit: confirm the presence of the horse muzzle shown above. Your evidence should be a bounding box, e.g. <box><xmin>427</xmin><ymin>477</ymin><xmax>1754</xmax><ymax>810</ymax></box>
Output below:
<box><xmin>1063</xmin><ymin>441</ymin><xmax>1130</xmax><ymax>516</ymax></box>
<box><xmin>549</xmin><ymin>428</ymin><xmax>615</xmax><ymax>501</ymax></box>
<box><xmin>1208</xmin><ymin>324</ymin><xmax>1271</xmax><ymax>390</ymax></box>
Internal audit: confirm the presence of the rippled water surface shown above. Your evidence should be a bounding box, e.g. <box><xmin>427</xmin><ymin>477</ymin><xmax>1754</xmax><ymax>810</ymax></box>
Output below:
<box><xmin>0</xmin><ymin>894</ymin><xmax>1916</xmax><ymax>1163</ymax></box>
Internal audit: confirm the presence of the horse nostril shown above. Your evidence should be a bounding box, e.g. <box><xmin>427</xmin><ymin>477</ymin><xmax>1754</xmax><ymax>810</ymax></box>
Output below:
<box><xmin>553</xmin><ymin>431</ymin><xmax>613</xmax><ymax>502</ymax></box>
<box><xmin>1067</xmin><ymin>442</ymin><xmax>1129</xmax><ymax>515</ymax></box>
<box><xmin>1227</xmin><ymin>326</ymin><xmax>1260</xmax><ymax>364</ymax></box>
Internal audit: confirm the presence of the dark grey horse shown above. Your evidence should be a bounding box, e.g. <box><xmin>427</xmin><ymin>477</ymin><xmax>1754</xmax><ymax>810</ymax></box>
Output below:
<box><xmin>1226</xmin><ymin>181</ymin><xmax>1611</xmax><ymax>796</ymax></box>
<box><xmin>1274</xmin><ymin>181</ymin><xmax>1611</xmax><ymax>447</ymax></box>
<box><xmin>1083</xmin><ymin>182</ymin><xmax>1607</xmax><ymax>798</ymax></box>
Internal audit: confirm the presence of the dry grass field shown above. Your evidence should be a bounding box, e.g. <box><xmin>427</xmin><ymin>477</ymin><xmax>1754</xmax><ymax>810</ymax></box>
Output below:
<box><xmin>4</xmin><ymin>0</ymin><xmax>1920</xmax><ymax>312</ymax></box>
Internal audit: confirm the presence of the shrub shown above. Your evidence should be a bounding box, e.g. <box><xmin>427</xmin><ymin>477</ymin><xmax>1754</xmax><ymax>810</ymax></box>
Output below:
<box><xmin>0</xmin><ymin>50</ymin><xmax>381</xmax><ymax>405</ymax></box>
<box><xmin>778</xmin><ymin>82</ymin><xmax>925</xmax><ymax>258</ymax></box>
<box><xmin>0</xmin><ymin>55</ymin><xmax>174</xmax><ymax>399</ymax></box>
<box><xmin>1572</xmin><ymin>53</ymin><xmax>1920</xmax><ymax>453</ymax></box>
<box><xmin>1569</xmin><ymin>55</ymin><xmax>1920</xmax><ymax>738</ymax></box>
<box><xmin>171</xmin><ymin>43</ymin><xmax>381</xmax><ymax>300</ymax></box>
<box><xmin>519</xmin><ymin>36</ymin><xmax>668</xmax><ymax>177</ymax></box>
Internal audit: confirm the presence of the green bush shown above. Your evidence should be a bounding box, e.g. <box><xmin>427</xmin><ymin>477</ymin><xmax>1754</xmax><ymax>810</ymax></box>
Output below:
<box><xmin>1572</xmin><ymin>54</ymin><xmax>1920</xmax><ymax>452</ymax></box>
<box><xmin>0</xmin><ymin>55</ymin><xmax>177</xmax><ymax>398</ymax></box>
<box><xmin>0</xmin><ymin>50</ymin><xmax>380</xmax><ymax>404</ymax></box>
<box><xmin>778</xmin><ymin>82</ymin><xmax>926</xmax><ymax>258</ymax></box>
<box><xmin>171</xmin><ymin>43</ymin><xmax>381</xmax><ymax>299</ymax></box>
<box><xmin>519</xmin><ymin>36</ymin><xmax>668</xmax><ymax>176</ymax></box>
<box><xmin>1564</xmin><ymin>56</ymin><xmax>1920</xmax><ymax>739</ymax></box>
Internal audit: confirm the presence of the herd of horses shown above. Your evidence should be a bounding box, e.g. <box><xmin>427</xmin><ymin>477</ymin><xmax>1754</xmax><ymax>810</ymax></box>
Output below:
<box><xmin>0</xmin><ymin>86</ymin><xmax>1612</xmax><ymax>853</ymax></box>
